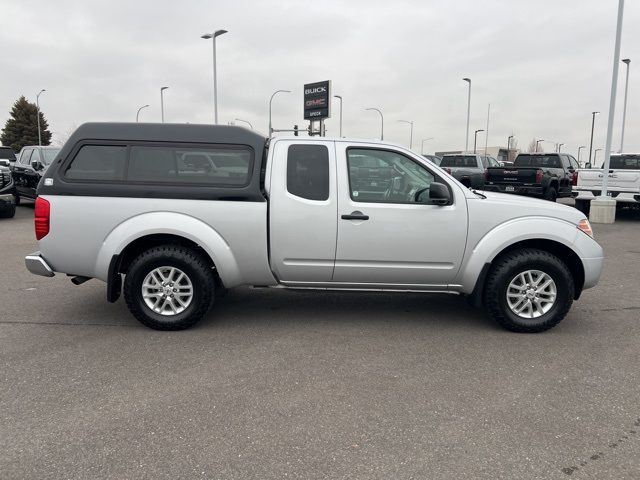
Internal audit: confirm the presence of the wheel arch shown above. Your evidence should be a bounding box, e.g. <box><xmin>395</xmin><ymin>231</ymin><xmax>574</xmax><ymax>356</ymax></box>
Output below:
<box><xmin>95</xmin><ymin>212</ymin><xmax>241</xmax><ymax>290</ymax></box>
<box><xmin>461</xmin><ymin>218</ymin><xmax>586</xmax><ymax>305</ymax></box>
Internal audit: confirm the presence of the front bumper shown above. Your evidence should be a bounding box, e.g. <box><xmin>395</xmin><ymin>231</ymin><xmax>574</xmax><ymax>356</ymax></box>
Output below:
<box><xmin>25</xmin><ymin>252</ymin><xmax>55</xmax><ymax>277</ymax></box>
<box><xmin>581</xmin><ymin>256</ymin><xmax>604</xmax><ymax>290</ymax></box>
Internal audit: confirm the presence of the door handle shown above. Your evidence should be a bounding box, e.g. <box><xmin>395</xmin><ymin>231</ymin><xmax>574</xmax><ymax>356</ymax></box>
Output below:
<box><xmin>341</xmin><ymin>211</ymin><xmax>369</xmax><ymax>221</ymax></box>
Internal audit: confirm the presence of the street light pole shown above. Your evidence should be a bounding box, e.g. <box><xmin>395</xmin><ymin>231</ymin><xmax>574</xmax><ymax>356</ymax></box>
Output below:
<box><xmin>588</xmin><ymin>111</ymin><xmax>599</xmax><ymax>167</ymax></box>
<box><xmin>234</xmin><ymin>118</ymin><xmax>253</xmax><ymax>129</ymax></box>
<box><xmin>160</xmin><ymin>86</ymin><xmax>169</xmax><ymax>123</ymax></box>
<box><xmin>398</xmin><ymin>120</ymin><xmax>414</xmax><ymax>149</ymax></box>
<box><xmin>577</xmin><ymin>146</ymin><xmax>586</xmax><ymax>165</ymax></box>
<box><xmin>536</xmin><ymin>139</ymin><xmax>545</xmax><ymax>152</ymax></box>
<box><xmin>201</xmin><ymin>29</ymin><xmax>228</xmax><ymax>124</ymax></box>
<box><xmin>136</xmin><ymin>104</ymin><xmax>149</xmax><ymax>122</ymax></box>
<box><xmin>507</xmin><ymin>135</ymin><xmax>514</xmax><ymax>154</ymax></box>
<box><xmin>558</xmin><ymin>143</ymin><xmax>564</xmax><ymax>153</ymax></box>
<box><xmin>484</xmin><ymin>103</ymin><xmax>490</xmax><ymax>154</ymax></box>
<box><xmin>334</xmin><ymin>95</ymin><xmax>343</xmax><ymax>137</ymax></box>
<box><xmin>421</xmin><ymin>138</ymin><xmax>434</xmax><ymax>155</ymax></box>
<box><xmin>36</xmin><ymin>89</ymin><xmax>46</xmax><ymax>146</ymax></box>
<box><xmin>365</xmin><ymin>107</ymin><xmax>384</xmax><ymax>140</ymax></box>
<box><xmin>594</xmin><ymin>148</ymin><xmax>603</xmax><ymax>165</ymax></box>
<box><xmin>463</xmin><ymin>78</ymin><xmax>471</xmax><ymax>152</ymax></box>
<box><xmin>473</xmin><ymin>129</ymin><xmax>484</xmax><ymax>153</ymax></box>
<box><xmin>620</xmin><ymin>58</ymin><xmax>631</xmax><ymax>152</ymax></box>
<box><xmin>269</xmin><ymin>89</ymin><xmax>291</xmax><ymax>136</ymax></box>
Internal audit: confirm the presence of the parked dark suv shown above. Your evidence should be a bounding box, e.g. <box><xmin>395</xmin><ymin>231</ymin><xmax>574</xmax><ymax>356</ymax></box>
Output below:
<box><xmin>12</xmin><ymin>146</ymin><xmax>61</xmax><ymax>204</ymax></box>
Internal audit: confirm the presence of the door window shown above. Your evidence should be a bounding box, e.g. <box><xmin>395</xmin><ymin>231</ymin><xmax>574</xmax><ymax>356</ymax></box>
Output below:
<box><xmin>286</xmin><ymin>144</ymin><xmax>330</xmax><ymax>201</ymax></box>
<box><xmin>347</xmin><ymin>148</ymin><xmax>435</xmax><ymax>203</ymax></box>
<box><xmin>488</xmin><ymin>157</ymin><xmax>500</xmax><ymax>167</ymax></box>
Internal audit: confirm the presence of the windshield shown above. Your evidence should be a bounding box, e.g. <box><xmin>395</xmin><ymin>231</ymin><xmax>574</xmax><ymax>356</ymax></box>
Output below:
<box><xmin>609</xmin><ymin>155</ymin><xmax>640</xmax><ymax>169</ymax></box>
<box><xmin>440</xmin><ymin>155</ymin><xmax>478</xmax><ymax>167</ymax></box>
<box><xmin>0</xmin><ymin>148</ymin><xmax>15</xmax><ymax>160</ymax></box>
<box><xmin>514</xmin><ymin>155</ymin><xmax>561</xmax><ymax>168</ymax></box>
<box><xmin>41</xmin><ymin>148</ymin><xmax>61</xmax><ymax>165</ymax></box>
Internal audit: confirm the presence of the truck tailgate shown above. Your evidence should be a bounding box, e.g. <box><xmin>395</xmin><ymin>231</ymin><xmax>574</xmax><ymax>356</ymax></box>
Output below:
<box><xmin>486</xmin><ymin>167</ymin><xmax>539</xmax><ymax>184</ymax></box>
<box><xmin>577</xmin><ymin>169</ymin><xmax>640</xmax><ymax>192</ymax></box>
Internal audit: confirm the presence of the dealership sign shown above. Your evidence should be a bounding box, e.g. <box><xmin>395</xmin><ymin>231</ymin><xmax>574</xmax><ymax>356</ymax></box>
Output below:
<box><xmin>303</xmin><ymin>80</ymin><xmax>331</xmax><ymax>120</ymax></box>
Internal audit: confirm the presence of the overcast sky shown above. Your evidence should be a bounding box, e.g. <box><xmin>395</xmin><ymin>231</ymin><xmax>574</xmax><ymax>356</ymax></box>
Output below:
<box><xmin>1</xmin><ymin>0</ymin><xmax>639</xmax><ymax>158</ymax></box>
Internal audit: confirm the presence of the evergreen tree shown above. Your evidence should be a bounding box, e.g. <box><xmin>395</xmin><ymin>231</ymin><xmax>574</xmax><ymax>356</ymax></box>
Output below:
<box><xmin>1</xmin><ymin>96</ymin><xmax>52</xmax><ymax>152</ymax></box>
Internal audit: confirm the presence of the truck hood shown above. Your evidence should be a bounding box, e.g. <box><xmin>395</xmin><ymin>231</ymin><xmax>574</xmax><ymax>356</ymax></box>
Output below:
<box><xmin>469</xmin><ymin>190</ymin><xmax>585</xmax><ymax>225</ymax></box>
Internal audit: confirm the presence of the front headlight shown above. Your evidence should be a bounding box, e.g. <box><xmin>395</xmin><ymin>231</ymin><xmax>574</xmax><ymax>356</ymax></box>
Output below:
<box><xmin>577</xmin><ymin>218</ymin><xmax>594</xmax><ymax>238</ymax></box>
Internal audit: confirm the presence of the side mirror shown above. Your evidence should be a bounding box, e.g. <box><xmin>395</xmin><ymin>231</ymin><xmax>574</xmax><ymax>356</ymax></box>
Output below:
<box><xmin>31</xmin><ymin>160</ymin><xmax>43</xmax><ymax>170</ymax></box>
<box><xmin>585</xmin><ymin>162</ymin><xmax>592</xmax><ymax>169</ymax></box>
<box><xmin>428</xmin><ymin>182</ymin><xmax>451</xmax><ymax>206</ymax></box>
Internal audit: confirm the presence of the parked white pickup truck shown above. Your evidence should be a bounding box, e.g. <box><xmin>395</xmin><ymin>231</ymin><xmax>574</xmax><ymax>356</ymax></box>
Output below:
<box><xmin>573</xmin><ymin>154</ymin><xmax>640</xmax><ymax>214</ymax></box>
<box><xmin>25</xmin><ymin>123</ymin><xmax>603</xmax><ymax>333</ymax></box>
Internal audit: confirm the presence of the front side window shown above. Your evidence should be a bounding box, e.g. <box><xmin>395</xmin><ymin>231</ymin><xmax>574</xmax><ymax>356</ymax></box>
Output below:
<box><xmin>286</xmin><ymin>144</ymin><xmax>330</xmax><ymax>201</ymax></box>
<box><xmin>65</xmin><ymin>145</ymin><xmax>127</xmax><ymax>180</ymax></box>
<box><xmin>20</xmin><ymin>149</ymin><xmax>32</xmax><ymax>164</ymax></box>
<box><xmin>347</xmin><ymin>148</ymin><xmax>435</xmax><ymax>203</ymax></box>
<box><xmin>488</xmin><ymin>157</ymin><xmax>500</xmax><ymax>167</ymax></box>
<box><xmin>128</xmin><ymin>145</ymin><xmax>252</xmax><ymax>186</ymax></box>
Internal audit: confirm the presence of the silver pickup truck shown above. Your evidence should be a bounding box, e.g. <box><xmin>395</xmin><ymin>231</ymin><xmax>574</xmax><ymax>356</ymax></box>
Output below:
<box><xmin>25</xmin><ymin>123</ymin><xmax>603</xmax><ymax>333</ymax></box>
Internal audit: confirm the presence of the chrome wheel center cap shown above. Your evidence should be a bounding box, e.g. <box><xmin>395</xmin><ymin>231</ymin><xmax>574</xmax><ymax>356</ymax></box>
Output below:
<box><xmin>525</xmin><ymin>288</ymin><xmax>536</xmax><ymax>299</ymax></box>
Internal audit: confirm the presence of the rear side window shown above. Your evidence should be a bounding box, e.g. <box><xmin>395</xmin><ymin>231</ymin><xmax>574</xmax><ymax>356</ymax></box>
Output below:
<box><xmin>127</xmin><ymin>145</ymin><xmax>252</xmax><ymax>186</ymax></box>
<box><xmin>65</xmin><ymin>145</ymin><xmax>127</xmax><ymax>180</ymax></box>
<box><xmin>286</xmin><ymin>144</ymin><xmax>329</xmax><ymax>201</ymax></box>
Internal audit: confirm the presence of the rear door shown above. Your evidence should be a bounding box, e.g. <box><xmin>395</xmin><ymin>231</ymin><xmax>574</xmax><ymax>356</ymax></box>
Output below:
<box><xmin>333</xmin><ymin>144</ymin><xmax>467</xmax><ymax>287</ymax></box>
<box><xmin>268</xmin><ymin>139</ymin><xmax>338</xmax><ymax>283</ymax></box>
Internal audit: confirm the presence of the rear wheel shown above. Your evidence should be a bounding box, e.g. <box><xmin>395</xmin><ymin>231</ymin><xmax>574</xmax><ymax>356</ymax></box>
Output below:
<box><xmin>483</xmin><ymin>248</ymin><xmax>574</xmax><ymax>333</ymax></box>
<box><xmin>123</xmin><ymin>245</ymin><xmax>216</xmax><ymax>330</ymax></box>
<box><xmin>574</xmin><ymin>198</ymin><xmax>591</xmax><ymax>215</ymax></box>
<box><xmin>544</xmin><ymin>187</ymin><xmax>557</xmax><ymax>202</ymax></box>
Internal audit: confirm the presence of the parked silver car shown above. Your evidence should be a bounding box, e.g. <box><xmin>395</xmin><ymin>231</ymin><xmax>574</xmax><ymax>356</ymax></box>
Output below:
<box><xmin>25</xmin><ymin>123</ymin><xmax>603</xmax><ymax>333</ymax></box>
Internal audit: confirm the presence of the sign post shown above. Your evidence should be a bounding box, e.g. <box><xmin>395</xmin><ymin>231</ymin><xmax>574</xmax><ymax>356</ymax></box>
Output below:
<box><xmin>304</xmin><ymin>80</ymin><xmax>331</xmax><ymax>136</ymax></box>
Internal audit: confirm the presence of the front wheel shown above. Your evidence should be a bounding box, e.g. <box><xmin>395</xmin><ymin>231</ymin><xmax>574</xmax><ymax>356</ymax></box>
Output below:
<box><xmin>123</xmin><ymin>245</ymin><xmax>216</xmax><ymax>330</ymax></box>
<box><xmin>483</xmin><ymin>248</ymin><xmax>574</xmax><ymax>333</ymax></box>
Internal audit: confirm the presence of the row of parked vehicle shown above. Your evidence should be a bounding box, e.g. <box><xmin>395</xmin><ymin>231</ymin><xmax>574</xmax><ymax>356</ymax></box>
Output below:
<box><xmin>433</xmin><ymin>150</ymin><xmax>640</xmax><ymax>211</ymax></box>
<box><xmin>0</xmin><ymin>145</ymin><xmax>62</xmax><ymax>218</ymax></box>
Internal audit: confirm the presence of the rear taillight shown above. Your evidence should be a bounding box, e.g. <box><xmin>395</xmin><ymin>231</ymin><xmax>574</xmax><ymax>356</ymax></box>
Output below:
<box><xmin>34</xmin><ymin>197</ymin><xmax>50</xmax><ymax>240</ymax></box>
<box><xmin>571</xmin><ymin>171</ymin><xmax>578</xmax><ymax>186</ymax></box>
<box><xmin>535</xmin><ymin>169</ymin><xmax>543</xmax><ymax>183</ymax></box>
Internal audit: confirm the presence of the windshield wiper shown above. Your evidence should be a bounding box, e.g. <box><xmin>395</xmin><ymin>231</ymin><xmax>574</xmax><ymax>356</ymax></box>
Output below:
<box><xmin>470</xmin><ymin>188</ymin><xmax>487</xmax><ymax>199</ymax></box>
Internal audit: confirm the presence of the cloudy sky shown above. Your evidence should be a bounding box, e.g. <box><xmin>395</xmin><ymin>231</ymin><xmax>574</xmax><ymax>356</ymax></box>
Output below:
<box><xmin>1</xmin><ymin>0</ymin><xmax>639</xmax><ymax>158</ymax></box>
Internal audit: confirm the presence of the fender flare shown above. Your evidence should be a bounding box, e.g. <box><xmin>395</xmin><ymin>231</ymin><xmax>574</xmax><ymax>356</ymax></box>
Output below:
<box><xmin>457</xmin><ymin>216</ymin><xmax>580</xmax><ymax>294</ymax></box>
<box><xmin>94</xmin><ymin>211</ymin><xmax>241</xmax><ymax>286</ymax></box>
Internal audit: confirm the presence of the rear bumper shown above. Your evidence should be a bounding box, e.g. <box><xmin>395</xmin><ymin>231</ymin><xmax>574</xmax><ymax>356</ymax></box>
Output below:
<box><xmin>484</xmin><ymin>184</ymin><xmax>544</xmax><ymax>196</ymax></box>
<box><xmin>25</xmin><ymin>252</ymin><xmax>55</xmax><ymax>277</ymax></box>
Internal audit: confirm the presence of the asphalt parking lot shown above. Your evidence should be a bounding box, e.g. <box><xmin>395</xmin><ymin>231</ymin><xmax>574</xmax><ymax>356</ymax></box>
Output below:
<box><xmin>1</xmin><ymin>200</ymin><xmax>640</xmax><ymax>479</ymax></box>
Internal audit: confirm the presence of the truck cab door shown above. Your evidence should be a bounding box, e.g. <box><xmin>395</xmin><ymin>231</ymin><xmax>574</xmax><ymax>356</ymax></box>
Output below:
<box><xmin>268</xmin><ymin>139</ymin><xmax>338</xmax><ymax>283</ymax></box>
<box><xmin>333</xmin><ymin>144</ymin><xmax>468</xmax><ymax>288</ymax></box>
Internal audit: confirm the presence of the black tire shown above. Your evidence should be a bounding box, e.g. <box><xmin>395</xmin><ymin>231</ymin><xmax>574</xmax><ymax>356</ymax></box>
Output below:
<box><xmin>14</xmin><ymin>194</ymin><xmax>20</xmax><ymax>206</ymax></box>
<box><xmin>543</xmin><ymin>187</ymin><xmax>557</xmax><ymax>202</ymax></box>
<box><xmin>574</xmin><ymin>198</ymin><xmax>591</xmax><ymax>216</ymax></box>
<box><xmin>123</xmin><ymin>245</ymin><xmax>216</xmax><ymax>330</ymax></box>
<box><xmin>0</xmin><ymin>205</ymin><xmax>16</xmax><ymax>218</ymax></box>
<box><xmin>483</xmin><ymin>248</ymin><xmax>574</xmax><ymax>333</ymax></box>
